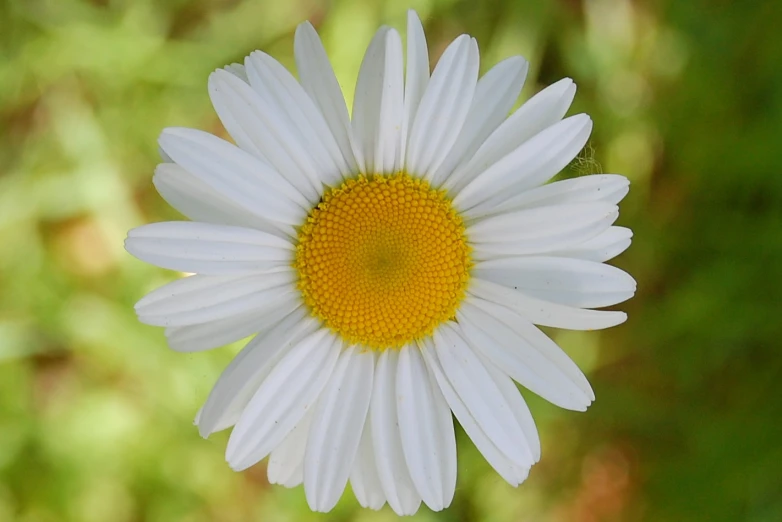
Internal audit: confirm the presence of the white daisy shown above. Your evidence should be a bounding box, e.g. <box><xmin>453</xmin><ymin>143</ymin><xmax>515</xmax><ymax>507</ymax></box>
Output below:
<box><xmin>127</xmin><ymin>10</ymin><xmax>635</xmax><ymax>515</ymax></box>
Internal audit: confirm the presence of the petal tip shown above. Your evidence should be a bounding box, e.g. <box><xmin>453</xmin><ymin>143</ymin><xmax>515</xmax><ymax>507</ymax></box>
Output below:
<box><xmin>295</xmin><ymin>20</ymin><xmax>316</xmax><ymax>35</ymax></box>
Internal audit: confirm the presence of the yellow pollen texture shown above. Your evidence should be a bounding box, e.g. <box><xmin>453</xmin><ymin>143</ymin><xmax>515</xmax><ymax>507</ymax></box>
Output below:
<box><xmin>294</xmin><ymin>173</ymin><xmax>471</xmax><ymax>350</ymax></box>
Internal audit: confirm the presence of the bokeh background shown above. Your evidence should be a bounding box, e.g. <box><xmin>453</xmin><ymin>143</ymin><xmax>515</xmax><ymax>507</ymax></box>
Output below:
<box><xmin>2</xmin><ymin>0</ymin><xmax>781</xmax><ymax>520</ymax></box>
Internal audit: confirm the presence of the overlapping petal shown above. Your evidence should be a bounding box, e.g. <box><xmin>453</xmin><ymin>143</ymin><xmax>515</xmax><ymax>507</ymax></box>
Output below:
<box><xmin>350</xmin><ymin>420</ymin><xmax>387</xmax><ymax>510</ymax></box>
<box><xmin>352</xmin><ymin>27</ymin><xmax>405</xmax><ymax>174</ymax></box>
<box><xmin>405</xmin><ymin>35</ymin><xmax>479</xmax><ymax>178</ymax></box>
<box><xmin>469</xmin><ymin>278</ymin><xmax>628</xmax><ymax>330</ymax></box>
<box><xmin>397</xmin><ymin>345</ymin><xmax>456</xmax><ymax>511</ymax></box>
<box><xmin>443</xmin><ymin>77</ymin><xmax>577</xmax><ymax>194</ymax></box>
<box><xmin>135</xmin><ymin>271</ymin><xmax>296</xmax><ymax>327</ymax></box>
<box><xmin>370</xmin><ymin>350</ymin><xmax>422</xmax><ymax>515</ymax></box>
<box><xmin>197</xmin><ymin>309</ymin><xmax>318</xmax><ymax>437</ymax></box>
<box><xmin>454</xmin><ymin>114</ymin><xmax>593</xmax><ymax>214</ymax></box>
<box><xmin>304</xmin><ymin>347</ymin><xmax>374</xmax><ymax>511</ymax></box>
<box><xmin>473</xmin><ymin>255</ymin><xmax>636</xmax><ymax>308</ymax></box>
<box><xmin>153</xmin><ymin>163</ymin><xmax>280</xmax><ymax>236</ymax></box>
<box><xmin>226</xmin><ymin>329</ymin><xmax>341</xmax><ymax>470</ymax></box>
<box><xmin>429</xmin><ymin>56</ymin><xmax>528</xmax><ymax>187</ymax></box>
<box><xmin>421</xmin><ymin>335</ymin><xmax>531</xmax><ymax>485</ymax></box>
<box><xmin>126</xmin><ymin>221</ymin><xmax>293</xmax><ymax>274</ymax></box>
<box><xmin>469</xmin><ymin>202</ymin><xmax>619</xmax><ymax>259</ymax></box>
<box><xmin>158</xmin><ymin>127</ymin><xmax>308</xmax><ymax>235</ymax></box>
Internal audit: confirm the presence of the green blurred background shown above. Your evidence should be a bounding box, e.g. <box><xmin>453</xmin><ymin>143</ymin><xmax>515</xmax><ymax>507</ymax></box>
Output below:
<box><xmin>1</xmin><ymin>0</ymin><xmax>781</xmax><ymax>520</ymax></box>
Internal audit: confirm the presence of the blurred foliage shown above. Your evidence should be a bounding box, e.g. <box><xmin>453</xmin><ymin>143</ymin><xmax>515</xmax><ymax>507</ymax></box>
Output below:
<box><xmin>1</xmin><ymin>0</ymin><xmax>780</xmax><ymax>520</ymax></box>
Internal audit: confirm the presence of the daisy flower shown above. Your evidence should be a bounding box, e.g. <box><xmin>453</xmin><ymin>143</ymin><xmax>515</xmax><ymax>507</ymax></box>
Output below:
<box><xmin>126</xmin><ymin>10</ymin><xmax>635</xmax><ymax>515</ymax></box>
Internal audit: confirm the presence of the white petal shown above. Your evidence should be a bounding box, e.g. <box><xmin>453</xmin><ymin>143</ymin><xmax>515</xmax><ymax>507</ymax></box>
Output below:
<box><xmin>406</xmin><ymin>35</ymin><xmax>479</xmax><ymax>178</ymax></box>
<box><xmin>267</xmin><ymin>409</ymin><xmax>314</xmax><ymax>488</ymax></box>
<box><xmin>473</xmin><ymin>256</ymin><xmax>636</xmax><ymax>308</ymax></box>
<box><xmin>400</xmin><ymin>9</ymin><xmax>429</xmax><ymax>165</ymax></box>
<box><xmin>125</xmin><ymin>222</ymin><xmax>293</xmax><ymax>275</ymax></box>
<box><xmin>196</xmin><ymin>309</ymin><xmax>317</xmax><ymax>437</ymax></box>
<box><xmin>479</xmin><ymin>359</ymin><xmax>541</xmax><ymax>462</ymax></box>
<box><xmin>244</xmin><ymin>51</ymin><xmax>349</xmax><ymax>185</ymax></box>
<box><xmin>420</xmin><ymin>337</ymin><xmax>530</xmax><ymax>486</ymax></box>
<box><xmin>153</xmin><ymin>163</ymin><xmax>280</xmax><ymax>236</ymax></box>
<box><xmin>430</xmin><ymin>56</ymin><xmax>528</xmax><ymax>187</ymax></box>
<box><xmin>209</xmin><ymin>69</ymin><xmax>322</xmax><ymax>202</ymax></box>
<box><xmin>304</xmin><ymin>347</ymin><xmax>374</xmax><ymax>512</ymax></box>
<box><xmin>225</xmin><ymin>329</ymin><xmax>341</xmax><ymax>470</ymax></box>
<box><xmin>158</xmin><ymin>146</ymin><xmax>173</xmax><ymax>163</ymax></box>
<box><xmin>165</xmin><ymin>299</ymin><xmax>301</xmax><ymax>352</ymax></box>
<box><xmin>469</xmin><ymin>202</ymin><xmax>618</xmax><ymax>259</ymax></box>
<box><xmin>397</xmin><ymin>346</ymin><xmax>456</xmax><ymax>511</ymax></box>
<box><xmin>468</xmin><ymin>278</ymin><xmax>627</xmax><ymax>330</ymax></box>
<box><xmin>444</xmin><ymin>78</ymin><xmax>577</xmax><ymax>194</ymax></box>
<box><xmin>454</xmin><ymin>114</ymin><xmax>593</xmax><ymax>214</ymax></box>
<box><xmin>207</xmin><ymin>71</ymin><xmax>268</xmax><ymax>161</ymax></box>
<box><xmin>294</xmin><ymin>22</ymin><xmax>359</xmax><ymax>174</ymax></box>
<box><xmin>474</xmin><ymin>174</ymin><xmax>630</xmax><ymax>219</ymax></box>
<box><xmin>158</xmin><ymin>127</ymin><xmax>308</xmax><ymax>234</ymax></box>
<box><xmin>371</xmin><ymin>349</ymin><xmax>422</xmax><ymax>516</ymax></box>
<box><xmin>135</xmin><ymin>271</ymin><xmax>296</xmax><ymax>327</ymax></box>
<box><xmin>223</xmin><ymin>63</ymin><xmax>248</xmax><ymax>82</ymax></box>
<box><xmin>352</xmin><ymin>27</ymin><xmax>404</xmax><ymax>174</ymax></box>
<box><xmin>551</xmin><ymin>226</ymin><xmax>633</xmax><ymax>262</ymax></box>
<box><xmin>350</xmin><ymin>419</ymin><xmax>386</xmax><ymax>510</ymax></box>
<box><xmin>457</xmin><ymin>299</ymin><xmax>593</xmax><ymax>410</ymax></box>
<box><xmin>433</xmin><ymin>325</ymin><xmax>534</xmax><ymax>468</ymax></box>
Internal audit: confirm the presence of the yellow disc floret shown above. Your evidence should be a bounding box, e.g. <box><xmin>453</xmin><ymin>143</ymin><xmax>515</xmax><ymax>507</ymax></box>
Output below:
<box><xmin>294</xmin><ymin>173</ymin><xmax>471</xmax><ymax>350</ymax></box>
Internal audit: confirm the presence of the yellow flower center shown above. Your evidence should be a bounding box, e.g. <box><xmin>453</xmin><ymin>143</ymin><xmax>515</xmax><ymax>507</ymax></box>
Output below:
<box><xmin>294</xmin><ymin>173</ymin><xmax>471</xmax><ymax>350</ymax></box>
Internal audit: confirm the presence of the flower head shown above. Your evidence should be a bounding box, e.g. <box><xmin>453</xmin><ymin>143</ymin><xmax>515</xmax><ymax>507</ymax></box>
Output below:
<box><xmin>127</xmin><ymin>10</ymin><xmax>635</xmax><ymax>515</ymax></box>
